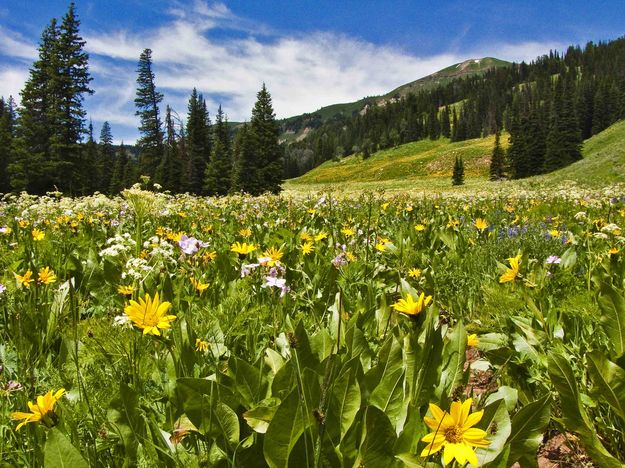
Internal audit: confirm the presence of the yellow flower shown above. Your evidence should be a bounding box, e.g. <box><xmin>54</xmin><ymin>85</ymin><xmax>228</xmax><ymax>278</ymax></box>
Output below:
<box><xmin>239</xmin><ymin>228</ymin><xmax>252</xmax><ymax>238</ymax></box>
<box><xmin>381</xmin><ymin>202</ymin><xmax>390</xmax><ymax>211</ymax></box>
<box><xmin>167</xmin><ymin>231</ymin><xmax>185</xmax><ymax>242</ymax></box>
<box><xmin>117</xmin><ymin>285</ymin><xmax>135</xmax><ymax>296</ymax></box>
<box><xmin>447</xmin><ymin>219</ymin><xmax>460</xmax><ymax>229</ymax></box>
<box><xmin>262</xmin><ymin>246</ymin><xmax>284</xmax><ymax>266</ymax></box>
<box><xmin>307</xmin><ymin>208</ymin><xmax>317</xmax><ymax>215</ymax></box>
<box><xmin>1</xmin><ymin>226</ymin><xmax>12</xmax><ymax>235</ymax></box>
<box><xmin>499</xmin><ymin>254</ymin><xmax>522</xmax><ymax>283</ymax></box>
<box><xmin>15</xmin><ymin>270</ymin><xmax>33</xmax><ymax>288</ymax></box>
<box><xmin>346</xmin><ymin>252</ymin><xmax>356</xmax><ymax>262</ymax></box>
<box><xmin>549</xmin><ymin>229</ymin><xmax>560</xmax><ymax>238</ymax></box>
<box><xmin>392</xmin><ymin>292</ymin><xmax>432</xmax><ymax>316</ymax></box>
<box><xmin>195</xmin><ymin>338</ymin><xmax>209</xmax><ymax>352</ymax></box>
<box><xmin>504</xmin><ymin>205</ymin><xmax>514</xmax><ymax>213</ymax></box>
<box><xmin>190</xmin><ymin>277</ymin><xmax>209</xmax><ymax>294</ymax></box>
<box><xmin>467</xmin><ymin>334</ymin><xmax>480</xmax><ymax>347</ymax></box>
<box><xmin>375</xmin><ymin>242</ymin><xmax>388</xmax><ymax>252</ymax></box>
<box><xmin>300</xmin><ymin>231</ymin><xmax>313</xmax><ymax>242</ymax></box>
<box><xmin>421</xmin><ymin>398</ymin><xmax>490</xmax><ymax>466</ymax></box>
<box><xmin>11</xmin><ymin>389</ymin><xmax>65</xmax><ymax>430</ymax></box>
<box><xmin>408</xmin><ymin>268</ymin><xmax>422</xmax><ymax>279</ymax></box>
<box><xmin>231</xmin><ymin>242</ymin><xmax>257</xmax><ymax>256</ymax></box>
<box><xmin>415</xmin><ymin>224</ymin><xmax>426</xmax><ymax>232</ymax></box>
<box><xmin>341</xmin><ymin>227</ymin><xmax>355</xmax><ymax>237</ymax></box>
<box><xmin>314</xmin><ymin>231</ymin><xmax>328</xmax><ymax>242</ymax></box>
<box><xmin>202</xmin><ymin>250</ymin><xmax>217</xmax><ymax>263</ymax></box>
<box><xmin>299</xmin><ymin>241</ymin><xmax>315</xmax><ymax>255</ymax></box>
<box><xmin>609</xmin><ymin>247</ymin><xmax>620</xmax><ymax>255</ymax></box>
<box><xmin>124</xmin><ymin>292</ymin><xmax>176</xmax><ymax>336</ymax></box>
<box><xmin>37</xmin><ymin>267</ymin><xmax>56</xmax><ymax>285</ymax></box>
<box><xmin>474</xmin><ymin>218</ymin><xmax>488</xmax><ymax>231</ymax></box>
<box><xmin>32</xmin><ymin>228</ymin><xmax>45</xmax><ymax>241</ymax></box>
<box><xmin>18</xmin><ymin>220</ymin><xmax>29</xmax><ymax>229</ymax></box>
<box><xmin>178</xmin><ymin>211</ymin><xmax>187</xmax><ymax>218</ymax></box>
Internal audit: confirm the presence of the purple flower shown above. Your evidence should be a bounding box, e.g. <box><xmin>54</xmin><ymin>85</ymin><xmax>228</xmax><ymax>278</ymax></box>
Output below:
<box><xmin>332</xmin><ymin>253</ymin><xmax>348</xmax><ymax>268</ymax></box>
<box><xmin>262</xmin><ymin>276</ymin><xmax>289</xmax><ymax>297</ymax></box>
<box><xmin>546</xmin><ymin>255</ymin><xmax>561</xmax><ymax>265</ymax></box>
<box><xmin>0</xmin><ymin>283</ymin><xmax>5</xmax><ymax>295</ymax></box>
<box><xmin>178</xmin><ymin>235</ymin><xmax>209</xmax><ymax>255</ymax></box>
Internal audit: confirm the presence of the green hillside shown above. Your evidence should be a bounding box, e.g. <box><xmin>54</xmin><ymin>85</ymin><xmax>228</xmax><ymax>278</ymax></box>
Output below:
<box><xmin>284</xmin><ymin>120</ymin><xmax>625</xmax><ymax>194</ymax></box>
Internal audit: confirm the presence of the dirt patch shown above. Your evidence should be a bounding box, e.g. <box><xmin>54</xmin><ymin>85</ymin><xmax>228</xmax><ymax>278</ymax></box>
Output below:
<box><xmin>537</xmin><ymin>432</ymin><xmax>596</xmax><ymax>467</ymax></box>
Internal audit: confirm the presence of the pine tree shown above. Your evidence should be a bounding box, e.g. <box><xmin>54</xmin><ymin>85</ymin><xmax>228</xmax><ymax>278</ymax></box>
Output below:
<box><xmin>185</xmin><ymin>89</ymin><xmax>211</xmax><ymax>194</ymax></box>
<box><xmin>11</xmin><ymin>19</ymin><xmax>60</xmax><ymax>193</ymax></box>
<box><xmin>82</xmin><ymin>120</ymin><xmax>98</xmax><ymax>193</ymax></box>
<box><xmin>109</xmin><ymin>142</ymin><xmax>130</xmax><ymax>193</ymax></box>
<box><xmin>204</xmin><ymin>105</ymin><xmax>231</xmax><ymax>195</ymax></box>
<box><xmin>230</xmin><ymin>124</ymin><xmax>257</xmax><ymax>194</ymax></box>
<box><xmin>98</xmin><ymin>121</ymin><xmax>114</xmax><ymax>193</ymax></box>
<box><xmin>489</xmin><ymin>131</ymin><xmax>505</xmax><ymax>180</ymax></box>
<box><xmin>452</xmin><ymin>156</ymin><xmax>464</xmax><ymax>186</ymax></box>
<box><xmin>250</xmin><ymin>84</ymin><xmax>282</xmax><ymax>194</ymax></box>
<box><xmin>49</xmin><ymin>1</ymin><xmax>93</xmax><ymax>194</ymax></box>
<box><xmin>158</xmin><ymin>106</ymin><xmax>181</xmax><ymax>192</ymax></box>
<box><xmin>441</xmin><ymin>106</ymin><xmax>451</xmax><ymax>138</ymax></box>
<box><xmin>0</xmin><ymin>97</ymin><xmax>15</xmax><ymax>193</ymax></box>
<box><xmin>135</xmin><ymin>48</ymin><xmax>164</xmax><ymax>184</ymax></box>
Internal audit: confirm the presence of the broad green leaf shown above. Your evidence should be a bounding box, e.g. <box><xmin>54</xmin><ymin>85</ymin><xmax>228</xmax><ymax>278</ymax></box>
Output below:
<box><xmin>328</xmin><ymin>358</ymin><xmax>361</xmax><ymax>442</ymax></box>
<box><xmin>484</xmin><ymin>386</ymin><xmax>518</xmax><ymax>412</ymax></box>
<box><xmin>587</xmin><ymin>351</ymin><xmax>625</xmax><ymax>421</ymax></box>
<box><xmin>476</xmin><ymin>399</ymin><xmax>511</xmax><ymax>465</ymax></box>
<box><xmin>44</xmin><ymin>428</ymin><xmax>88</xmax><ymax>468</ymax></box>
<box><xmin>507</xmin><ymin>394</ymin><xmax>550</xmax><ymax>467</ymax></box>
<box><xmin>215</xmin><ymin>402</ymin><xmax>240</xmax><ymax>445</ymax></box>
<box><xmin>243</xmin><ymin>403</ymin><xmax>279</xmax><ymax>434</ymax></box>
<box><xmin>263</xmin><ymin>388</ymin><xmax>307</xmax><ymax>468</ymax></box>
<box><xmin>438</xmin><ymin>321</ymin><xmax>467</xmax><ymax>398</ymax></box>
<box><xmin>598</xmin><ymin>283</ymin><xmax>625</xmax><ymax>359</ymax></box>
<box><xmin>357</xmin><ymin>406</ymin><xmax>397</xmax><ymax>468</ymax></box>
<box><xmin>548</xmin><ymin>354</ymin><xmax>622</xmax><ymax>467</ymax></box>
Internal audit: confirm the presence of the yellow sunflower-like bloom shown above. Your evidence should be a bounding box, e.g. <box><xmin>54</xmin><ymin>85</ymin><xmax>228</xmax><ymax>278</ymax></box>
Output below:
<box><xmin>15</xmin><ymin>270</ymin><xmax>34</xmax><ymax>288</ymax></box>
<box><xmin>230</xmin><ymin>242</ymin><xmax>257</xmax><ymax>256</ymax></box>
<box><xmin>117</xmin><ymin>284</ymin><xmax>135</xmax><ymax>296</ymax></box>
<box><xmin>11</xmin><ymin>388</ymin><xmax>65</xmax><ymax>430</ymax></box>
<box><xmin>467</xmin><ymin>334</ymin><xmax>480</xmax><ymax>347</ymax></box>
<box><xmin>261</xmin><ymin>246</ymin><xmax>284</xmax><ymax>266</ymax></box>
<box><xmin>392</xmin><ymin>292</ymin><xmax>432</xmax><ymax>316</ymax></box>
<box><xmin>421</xmin><ymin>398</ymin><xmax>490</xmax><ymax>466</ymax></box>
<box><xmin>499</xmin><ymin>254</ymin><xmax>522</xmax><ymax>283</ymax></box>
<box><xmin>37</xmin><ymin>266</ymin><xmax>56</xmax><ymax>285</ymax></box>
<box><xmin>32</xmin><ymin>228</ymin><xmax>45</xmax><ymax>241</ymax></box>
<box><xmin>408</xmin><ymin>268</ymin><xmax>422</xmax><ymax>279</ymax></box>
<box><xmin>124</xmin><ymin>292</ymin><xmax>176</xmax><ymax>336</ymax></box>
<box><xmin>195</xmin><ymin>338</ymin><xmax>209</xmax><ymax>352</ymax></box>
<box><xmin>190</xmin><ymin>277</ymin><xmax>209</xmax><ymax>294</ymax></box>
<box><xmin>239</xmin><ymin>228</ymin><xmax>252</xmax><ymax>238</ymax></box>
<box><xmin>299</xmin><ymin>241</ymin><xmax>315</xmax><ymax>255</ymax></box>
<box><xmin>341</xmin><ymin>227</ymin><xmax>355</xmax><ymax>237</ymax></box>
<box><xmin>314</xmin><ymin>231</ymin><xmax>328</xmax><ymax>242</ymax></box>
<box><xmin>474</xmin><ymin>218</ymin><xmax>488</xmax><ymax>231</ymax></box>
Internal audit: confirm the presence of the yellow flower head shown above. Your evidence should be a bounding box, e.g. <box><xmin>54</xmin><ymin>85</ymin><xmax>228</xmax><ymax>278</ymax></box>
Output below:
<box><xmin>37</xmin><ymin>267</ymin><xmax>56</xmax><ymax>285</ymax></box>
<box><xmin>609</xmin><ymin>247</ymin><xmax>620</xmax><ymax>255</ymax></box>
<box><xmin>341</xmin><ymin>227</ymin><xmax>355</xmax><ymax>237</ymax></box>
<box><xmin>392</xmin><ymin>292</ymin><xmax>432</xmax><ymax>316</ymax></box>
<box><xmin>474</xmin><ymin>218</ymin><xmax>488</xmax><ymax>231</ymax></box>
<box><xmin>32</xmin><ymin>228</ymin><xmax>45</xmax><ymax>241</ymax></box>
<box><xmin>299</xmin><ymin>241</ymin><xmax>315</xmax><ymax>255</ymax></box>
<box><xmin>230</xmin><ymin>242</ymin><xmax>257</xmax><ymax>256</ymax></box>
<box><xmin>167</xmin><ymin>231</ymin><xmax>185</xmax><ymax>242</ymax></box>
<box><xmin>18</xmin><ymin>220</ymin><xmax>29</xmax><ymax>229</ymax></box>
<box><xmin>314</xmin><ymin>231</ymin><xmax>328</xmax><ymax>242</ymax></box>
<box><xmin>239</xmin><ymin>228</ymin><xmax>252</xmax><ymax>238</ymax></box>
<box><xmin>190</xmin><ymin>277</ymin><xmax>209</xmax><ymax>294</ymax></box>
<box><xmin>300</xmin><ymin>231</ymin><xmax>313</xmax><ymax>242</ymax></box>
<box><xmin>415</xmin><ymin>224</ymin><xmax>426</xmax><ymax>232</ymax></box>
<box><xmin>261</xmin><ymin>246</ymin><xmax>284</xmax><ymax>266</ymax></box>
<box><xmin>11</xmin><ymin>388</ymin><xmax>65</xmax><ymax>430</ymax></box>
<box><xmin>421</xmin><ymin>398</ymin><xmax>490</xmax><ymax>466</ymax></box>
<box><xmin>467</xmin><ymin>334</ymin><xmax>480</xmax><ymax>347</ymax></box>
<box><xmin>195</xmin><ymin>338</ymin><xmax>209</xmax><ymax>352</ymax></box>
<box><xmin>202</xmin><ymin>250</ymin><xmax>217</xmax><ymax>263</ymax></box>
<box><xmin>124</xmin><ymin>292</ymin><xmax>176</xmax><ymax>336</ymax></box>
<box><xmin>447</xmin><ymin>219</ymin><xmax>460</xmax><ymax>229</ymax></box>
<box><xmin>408</xmin><ymin>268</ymin><xmax>422</xmax><ymax>279</ymax></box>
<box><xmin>117</xmin><ymin>284</ymin><xmax>135</xmax><ymax>296</ymax></box>
<box><xmin>346</xmin><ymin>251</ymin><xmax>356</xmax><ymax>262</ymax></box>
<box><xmin>15</xmin><ymin>270</ymin><xmax>34</xmax><ymax>288</ymax></box>
<box><xmin>499</xmin><ymin>254</ymin><xmax>522</xmax><ymax>283</ymax></box>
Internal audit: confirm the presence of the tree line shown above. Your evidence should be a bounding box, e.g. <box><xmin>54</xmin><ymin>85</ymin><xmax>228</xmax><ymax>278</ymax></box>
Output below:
<box><xmin>284</xmin><ymin>37</ymin><xmax>625</xmax><ymax>179</ymax></box>
<box><xmin>0</xmin><ymin>3</ymin><xmax>283</xmax><ymax>196</ymax></box>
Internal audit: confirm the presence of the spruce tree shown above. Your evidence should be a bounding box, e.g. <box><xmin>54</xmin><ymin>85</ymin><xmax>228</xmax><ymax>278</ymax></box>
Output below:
<box><xmin>489</xmin><ymin>131</ymin><xmax>505</xmax><ymax>180</ymax></box>
<box><xmin>204</xmin><ymin>105</ymin><xmax>231</xmax><ymax>195</ymax></box>
<box><xmin>250</xmin><ymin>84</ymin><xmax>282</xmax><ymax>194</ymax></box>
<box><xmin>0</xmin><ymin>97</ymin><xmax>15</xmax><ymax>193</ymax></box>
<box><xmin>159</xmin><ymin>106</ymin><xmax>181</xmax><ymax>192</ymax></box>
<box><xmin>98</xmin><ymin>121</ymin><xmax>114</xmax><ymax>193</ymax></box>
<box><xmin>185</xmin><ymin>89</ymin><xmax>211</xmax><ymax>194</ymax></box>
<box><xmin>452</xmin><ymin>156</ymin><xmax>464</xmax><ymax>186</ymax></box>
<box><xmin>82</xmin><ymin>120</ymin><xmax>98</xmax><ymax>193</ymax></box>
<box><xmin>109</xmin><ymin>142</ymin><xmax>131</xmax><ymax>193</ymax></box>
<box><xmin>135</xmin><ymin>48</ymin><xmax>164</xmax><ymax>184</ymax></box>
<box><xmin>230</xmin><ymin>124</ymin><xmax>257</xmax><ymax>194</ymax></box>
<box><xmin>441</xmin><ymin>106</ymin><xmax>451</xmax><ymax>138</ymax></box>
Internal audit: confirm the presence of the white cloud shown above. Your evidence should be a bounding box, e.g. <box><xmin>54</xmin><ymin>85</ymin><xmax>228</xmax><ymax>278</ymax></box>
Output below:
<box><xmin>479</xmin><ymin>41</ymin><xmax>569</xmax><ymax>63</ymax></box>
<box><xmin>0</xmin><ymin>66</ymin><xmax>29</xmax><ymax>102</ymax></box>
<box><xmin>0</xmin><ymin>26</ymin><xmax>37</xmax><ymax>60</ymax></box>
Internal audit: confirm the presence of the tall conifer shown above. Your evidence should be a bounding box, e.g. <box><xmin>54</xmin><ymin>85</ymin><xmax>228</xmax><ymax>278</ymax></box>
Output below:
<box><xmin>250</xmin><ymin>84</ymin><xmax>282</xmax><ymax>194</ymax></box>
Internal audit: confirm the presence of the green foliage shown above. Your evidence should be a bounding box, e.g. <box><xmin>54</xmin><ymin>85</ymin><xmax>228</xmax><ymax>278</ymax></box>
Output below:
<box><xmin>452</xmin><ymin>155</ymin><xmax>464</xmax><ymax>185</ymax></box>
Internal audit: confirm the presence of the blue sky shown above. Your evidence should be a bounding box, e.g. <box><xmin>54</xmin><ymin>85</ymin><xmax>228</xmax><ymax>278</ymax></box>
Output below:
<box><xmin>1</xmin><ymin>1</ymin><xmax>624</xmax><ymax>143</ymax></box>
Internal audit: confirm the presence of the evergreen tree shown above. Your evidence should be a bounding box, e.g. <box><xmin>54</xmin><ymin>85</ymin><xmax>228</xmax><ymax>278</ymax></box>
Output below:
<box><xmin>98</xmin><ymin>121</ymin><xmax>114</xmax><ymax>193</ymax></box>
<box><xmin>204</xmin><ymin>105</ymin><xmax>231</xmax><ymax>195</ymax></box>
<box><xmin>0</xmin><ymin>97</ymin><xmax>15</xmax><ymax>193</ymax></box>
<box><xmin>185</xmin><ymin>89</ymin><xmax>211</xmax><ymax>194</ymax></box>
<box><xmin>452</xmin><ymin>156</ymin><xmax>464</xmax><ymax>186</ymax></box>
<box><xmin>82</xmin><ymin>120</ymin><xmax>98</xmax><ymax>193</ymax></box>
<box><xmin>489</xmin><ymin>131</ymin><xmax>505</xmax><ymax>180</ymax></box>
<box><xmin>441</xmin><ymin>106</ymin><xmax>451</xmax><ymax>138</ymax></box>
<box><xmin>109</xmin><ymin>142</ymin><xmax>129</xmax><ymax>193</ymax></box>
<box><xmin>159</xmin><ymin>106</ymin><xmax>181</xmax><ymax>192</ymax></box>
<box><xmin>49</xmin><ymin>2</ymin><xmax>93</xmax><ymax>194</ymax></box>
<box><xmin>230</xmin><ymin>124</ymin><xmax>257</xmax><ymax>194</ymax></box>
<box><xmin>11</xmin><ymin>19</ymin><xmax>60</xmax><ymax>193</ymax></box>
<box><xmin>135</xmin><ymin>48</ymin><xmax>164</xmax><ymax>183</ymax></box>
<box><xmin>250</xmin><ymin>84</ymin><xmax>282</xmax><ymax>194</ymax></box>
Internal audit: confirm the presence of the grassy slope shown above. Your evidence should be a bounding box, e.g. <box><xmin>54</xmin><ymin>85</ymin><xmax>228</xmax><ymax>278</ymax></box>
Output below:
<box><xmin>284</xmin><ymin>120</ymin><xmax>625</xmax><ymax>194</ymax></box>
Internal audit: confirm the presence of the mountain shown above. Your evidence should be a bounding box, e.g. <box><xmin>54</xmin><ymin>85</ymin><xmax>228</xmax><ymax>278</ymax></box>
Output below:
<box><xmin>278</xmin><ymin>57</ymin><xmax>511</xmax><ymax>142</ymax></box>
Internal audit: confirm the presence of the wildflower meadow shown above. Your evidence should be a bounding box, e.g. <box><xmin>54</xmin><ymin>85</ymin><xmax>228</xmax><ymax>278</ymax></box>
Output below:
<box><xmin>1</xmin><ymin>185</ymin><xmax>625</xmax><ymax>467</ymax></box>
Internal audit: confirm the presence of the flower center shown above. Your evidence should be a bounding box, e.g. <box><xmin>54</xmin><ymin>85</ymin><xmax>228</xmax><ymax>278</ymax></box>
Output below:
<box><xmin>444</xmin><ymin>425</ymin><xmax>463</xmax><ymax>444</ymax></box>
